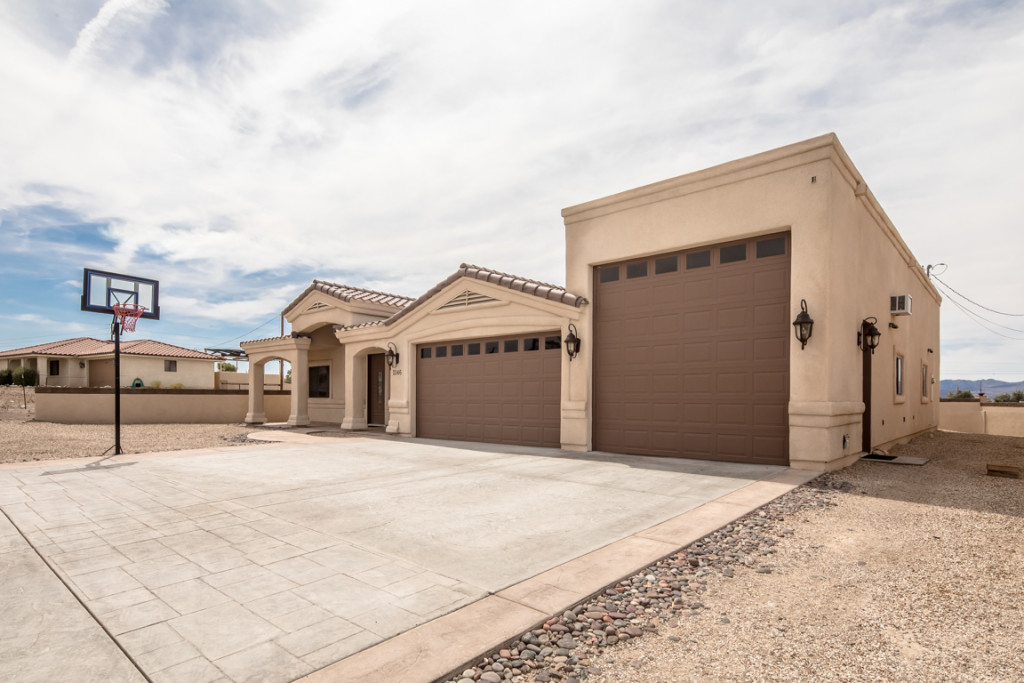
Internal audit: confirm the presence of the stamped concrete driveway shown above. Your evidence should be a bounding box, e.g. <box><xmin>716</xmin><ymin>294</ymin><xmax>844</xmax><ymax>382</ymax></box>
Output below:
<box><xmin>0</xmin><ymin>437</ymin><xmax>785</xmax><ymax>682</ymax></box>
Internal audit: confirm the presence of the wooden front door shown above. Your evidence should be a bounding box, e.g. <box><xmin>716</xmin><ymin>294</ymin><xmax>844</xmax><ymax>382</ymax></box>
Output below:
<box><xmin>367</xmin><ymin>353</ymin><xmax>386</xmax><ymax>426</ymax></box>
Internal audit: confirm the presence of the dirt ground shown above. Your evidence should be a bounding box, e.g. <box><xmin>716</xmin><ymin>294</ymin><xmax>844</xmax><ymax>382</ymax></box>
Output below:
<box><xmin>0</xmin><ymin>386</ymin><xmax>255</xmax><ymax>463</ymax></box>
<box><xmin>578</xmin><ymin>431</ymin><xmax>1024</xmax><ymax>683</ymax></box>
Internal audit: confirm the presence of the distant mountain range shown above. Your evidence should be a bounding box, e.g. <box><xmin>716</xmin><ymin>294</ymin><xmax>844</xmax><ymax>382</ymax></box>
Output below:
<box><xmin>940</xmin><ymin>379</ymin><xmax>1024</xmax><ymax>398</ymax></box>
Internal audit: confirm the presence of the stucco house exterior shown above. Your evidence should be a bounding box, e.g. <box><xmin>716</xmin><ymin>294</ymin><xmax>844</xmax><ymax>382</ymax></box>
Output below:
<box><xmin>242</xmin><ymin>134</ymin><xmax>941</xmax><ymax>471</ymax></box>
<box><xmin>0</xmin><ymin>337</ymin><xmax>220</xmax><ymax>389</ymax></box>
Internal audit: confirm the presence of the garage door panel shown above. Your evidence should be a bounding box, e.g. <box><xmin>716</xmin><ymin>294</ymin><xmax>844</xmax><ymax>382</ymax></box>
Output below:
<box><xmin>594</xmin><ymin>232</ymin><xmax>790</xmax><ymax>465</ymax></box>
<box><xmin>417</xmin><ymin>332</ymin><xmax>560</xmax><ymax>448</ymax></box>
<box><xmin>717</xmin><ymin>273</ymin><xmax>750</xmax><ymax>297</ymax></box>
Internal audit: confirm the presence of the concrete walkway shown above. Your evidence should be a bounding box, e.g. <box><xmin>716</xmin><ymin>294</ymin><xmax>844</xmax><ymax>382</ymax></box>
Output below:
<box><xmin>0</xmin><ymin>436</ymin><xmax>815</xmax><ymax>683</ymax></box>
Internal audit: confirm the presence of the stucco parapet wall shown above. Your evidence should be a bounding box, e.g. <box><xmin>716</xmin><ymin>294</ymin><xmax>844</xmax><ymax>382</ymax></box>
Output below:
<box><xmin>561</xmin><ymin>132</ymin><xmax>940</xmax><ymax>305</ymax></box>
<box><xmin>282</xmin><ymin>280</ymin><xmax>414</xmax><ymax>316</ymax></box>
<box><xmin>338</xmin><ymin>263</ymin><xmax>588</xmax><ymax>333</ymax></box>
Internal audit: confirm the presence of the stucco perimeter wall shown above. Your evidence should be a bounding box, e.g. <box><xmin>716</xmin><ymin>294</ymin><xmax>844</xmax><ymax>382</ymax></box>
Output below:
<box><xmin>940</xmin><ymin>401</ymin><xmax>1024</xmax><ymax>437</ymax></box>
<box><xmin>35</xmin><ymin>388</ymin><xmax>290</xmax><ymax>424</ymax></box>
<box><xmin>562</xmin><ymin>134</ymin><xmax>941</xmax><ymax>470</ymax></box>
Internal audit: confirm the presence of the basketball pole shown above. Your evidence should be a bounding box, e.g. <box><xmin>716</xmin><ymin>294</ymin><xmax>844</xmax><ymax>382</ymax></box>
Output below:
<box><xmin>113</xmin><ymin>314</ymin><xmax>123</xmax><ymax>455</ymax></box>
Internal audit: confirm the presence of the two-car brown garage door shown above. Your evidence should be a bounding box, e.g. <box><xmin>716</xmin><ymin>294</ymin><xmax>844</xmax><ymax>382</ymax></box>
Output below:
<box><xmin>593</xmin><ymin>233</ymin><xmax>791</xmax><ymax>465</ymax></box>
<box><xmin>416</xmin><ymin>333</ymin><xmax>561</xmax><ymax>447</ymax></box>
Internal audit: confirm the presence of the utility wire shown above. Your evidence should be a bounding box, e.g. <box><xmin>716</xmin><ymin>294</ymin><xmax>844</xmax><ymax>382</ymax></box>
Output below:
<box><xmin>211</xmin><ymin>315</ymin><xmax>281</xmax><ymax>347</ymax></box>
<box><xmin>932</xmin><ymin>274</ymin><xmax>1024</xmax><ymax>316</ymax></box>
<box><xmin>940</xmin><ymin>290</ymin><xmax>1024</xmax><ymax>341</ymax></box>
<box><xmin>932</xmin><ymin>280</ymin><xmax>1024</xmax><ymax>335</ymax></box>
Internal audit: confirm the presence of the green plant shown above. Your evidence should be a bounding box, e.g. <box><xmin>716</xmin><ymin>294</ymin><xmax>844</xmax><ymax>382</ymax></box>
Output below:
<box><xmin>217</xmin><ymin>362</ymin><xmax>237</xmax><ymax>372</ymax></box>
<box><xmin>994</xmin><ymin>390</ymin><xmax>1024</xmax><ymax>403</ymax></box>
<box><xmin>149</xmin><ymin>380</ymin><xmax>162</xmax><ymax>388</ymax></box>
<box><xmin>946</xmin><ymin>388</ymin><xmax>974</xmax><ymax>399</ymax></box>
<box><xmin>12</xmin><ymin>366</ymin><xmax>38</xmax><ymax>387</ymax></box>
<box><xmin>170</xmin><ymin>382</ymin><xmax>185</xmax><ymax>389</ymax></box>
<box><xmin>0</xmin><ymin>368</ymin><xmax>12</xmax><ymax>385</ymax></box>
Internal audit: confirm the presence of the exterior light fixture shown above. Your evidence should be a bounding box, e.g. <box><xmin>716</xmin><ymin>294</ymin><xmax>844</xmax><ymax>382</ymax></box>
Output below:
<box><xmin>564</xmin><ymin>324</ymin><xmax>581</xmax><ymax>361</ymax></box>
<box><xmin>792</xmin><ymin>299</ymin><xmax>814</xmax><ymax>350</ymax></box>
<box><xmin>385</xmin><ymin>342</ymin><xmax>400</xmax><ymax>368</ymax></box>
<box><xmin>858</xmin><ymin>317</ymin><xmax>882</xmax><ymax>354</ymax></box>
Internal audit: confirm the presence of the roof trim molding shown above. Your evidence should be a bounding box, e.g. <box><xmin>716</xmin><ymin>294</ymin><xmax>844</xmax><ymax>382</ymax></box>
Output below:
<box><xmin>282</xmin><ymin>280</ymin><xmax>414</xmax><ymax>318</ymax></box>
<box><xmin>336</xmin><ymin>264</ymin><xmax>586</xmax><ymax>333</ymax></box>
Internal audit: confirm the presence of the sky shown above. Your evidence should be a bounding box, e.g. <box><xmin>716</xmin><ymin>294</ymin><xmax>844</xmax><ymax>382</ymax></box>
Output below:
<box><xmin>0</xmin><ymin>0</ymin><xmax>1022</xmax><ymax>379</ymax></box>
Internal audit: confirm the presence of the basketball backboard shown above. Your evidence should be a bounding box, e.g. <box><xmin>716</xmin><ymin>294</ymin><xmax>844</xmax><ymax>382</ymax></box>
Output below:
<box><xmin>81</xmin><ymin>268</ymin><xmax>160</xmax><ymax>320</ymax></box>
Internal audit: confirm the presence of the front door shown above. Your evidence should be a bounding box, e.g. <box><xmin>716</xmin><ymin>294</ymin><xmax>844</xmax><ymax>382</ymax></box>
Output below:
<box><xmin>367</xmin><ymin>353</ymin><xmax>386</xmax><ymax>426</ymax></box>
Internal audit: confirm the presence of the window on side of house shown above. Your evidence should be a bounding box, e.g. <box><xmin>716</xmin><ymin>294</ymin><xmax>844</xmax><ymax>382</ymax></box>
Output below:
<box><xmin>164</xmin><ymin>360</ymin><xmax>177</xmax><ymax>372</ymax></box>
<box><xmin>895</xmin><ymin>355</ymin><xmax>904</xmax><ymax>396</ymax></box>
<box><xmin>921</xmin><ymin>364</ymin><xmax>929</xmax><ymax>398</ymax></box>
<box><xmin>308</xmin><ymin>365</ymin><xmax>330</xmax><ymax>398</ymax></box>
<box><xmin>49</xmin><ymin>359</ymin><xmax>60</xmax><ymax>376</ymax></box>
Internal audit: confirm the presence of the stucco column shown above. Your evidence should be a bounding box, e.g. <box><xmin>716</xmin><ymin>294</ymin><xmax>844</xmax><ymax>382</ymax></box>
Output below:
<box><xmin>340</xmin><ymin>345</ymin><xmax>367</xmax><ymax>430</ymax></box>
<box><xmin>245</xmin><ymin>362</ymin><xmax>266</xmax><ymax>424</ymax></box>
<box><xmin>288</xmin><ymin>346</ymin><xmax>310</xmax><ymax>426</ymax></box>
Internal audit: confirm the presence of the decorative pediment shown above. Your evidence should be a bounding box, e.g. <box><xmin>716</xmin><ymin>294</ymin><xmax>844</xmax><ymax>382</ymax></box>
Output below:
<box><xmin>306</xmin><ymin>301</ymin><xmax>331</xmax><ymax>312</ymax></box>
<box><xmin>438</xmin><ymin>290</ymin><xmax>500</xmax><ymax>310</ymax></box>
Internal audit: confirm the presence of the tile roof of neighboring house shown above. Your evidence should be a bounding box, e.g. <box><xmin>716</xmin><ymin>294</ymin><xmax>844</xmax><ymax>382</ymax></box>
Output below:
<box><xmin>338</xmin><ymin>263</ymin><xmax>587</xmax><ymax>331</ymax></box>
<box><xmin>283</xmin><ymin>280</ymin><xmax>416</xmax><ymax>316</ymax></box>
<box><xmin>0</xmin><ymin>337</ymin><xmax>220</xmax><ymax>360</ymax></box>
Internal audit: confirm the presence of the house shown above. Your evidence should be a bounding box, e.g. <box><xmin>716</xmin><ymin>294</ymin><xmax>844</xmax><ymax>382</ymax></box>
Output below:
<box><xmin>241</xmin><ymin>134</ymin><xmax>941</xmax><ymax>471</ymax></box>
<box><xmin>0</xmin><ymin>338</ymin><xmax>221</xmax><ymax>389</ymax></box>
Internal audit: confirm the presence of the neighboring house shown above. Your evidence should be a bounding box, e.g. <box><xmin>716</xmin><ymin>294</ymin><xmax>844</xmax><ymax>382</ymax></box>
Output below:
<box><xmin>242</xmin><ymin>134</ymin><xmax>941</xmax><ymax>472</ymax></box>
<box><xmin>0</xmin><ymin>338</ymin><xmax>220</xmax><ymax>389</ymax></box>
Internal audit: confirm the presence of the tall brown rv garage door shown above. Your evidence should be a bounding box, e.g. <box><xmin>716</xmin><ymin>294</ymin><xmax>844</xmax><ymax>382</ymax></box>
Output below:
<box><xmin>416</xmin><ymin>333</ymin><xmax>561</xmax><ymax>447</ymax></box>
<box><xmin>593</xmin><ymin>233</ymin><xmax>790</xmax><ymax>465</ymax></box>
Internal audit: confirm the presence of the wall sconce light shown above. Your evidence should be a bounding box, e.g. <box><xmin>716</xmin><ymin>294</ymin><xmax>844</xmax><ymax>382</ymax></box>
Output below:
<box><xmin>79</xmin><ymin>361</ymin><xmax>86</xmax><ymax>369</ymax></box>
<box><xmin>888</xmin><ymin>322</ymin><xmax>899</xmax><ymax>329</ymax></box>
<box><xmin>792</xmin><ymin>299</ymin><xmax>814</xmax><ymax>350</ymax></box>
<box><xmin>927</xmin><ymin>348</ymin><xmax>934</xmax><ymax>354</ymax></box>
<box><xmin>858</xmin><ymin>317</ymin><xmax>882</xmax><ymax>354</ymax></box>
<box><xmin>564</xmin><ymin>324</ymin><xmax>581</xmax><ymax>361</ymax></box>
<box><xmin>385</xmin><ymin>342</ymin><xmax>400</xmax><ymax>368</ymax></box>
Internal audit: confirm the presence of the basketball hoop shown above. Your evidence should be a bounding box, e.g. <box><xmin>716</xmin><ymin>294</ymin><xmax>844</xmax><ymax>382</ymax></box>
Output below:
<box><xmin>112</xmin><ymin>303</ymin><xmax>146</xmax><ymax>333</ymax></box>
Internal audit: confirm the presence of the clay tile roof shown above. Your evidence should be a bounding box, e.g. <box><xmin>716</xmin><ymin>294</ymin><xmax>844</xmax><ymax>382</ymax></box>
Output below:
<box><xmin>0</xmin><ymin>337</ymin><xmax>220</xmax><ymax>361</ymax></box>
<box><xmin>336</xmin><ymin>263</ymin><xmax>586</xmax><ymax>331</ymax></box>
<box><xmin>283</xmin><ymin>280</ymin><xmax>415</xmax><ymax>316</ymax></box>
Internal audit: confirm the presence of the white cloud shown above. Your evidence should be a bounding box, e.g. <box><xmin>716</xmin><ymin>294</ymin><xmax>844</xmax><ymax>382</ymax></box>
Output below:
<box><xmin>1</xmin><ymin>1</ymin><xmax>1023</xmax><ymax>375</ymax></box>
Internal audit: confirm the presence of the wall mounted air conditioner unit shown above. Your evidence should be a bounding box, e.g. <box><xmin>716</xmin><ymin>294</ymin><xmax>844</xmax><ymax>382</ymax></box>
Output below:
<box><xmin>890</xmin><ymin>294</ymin><xmax>912</xmax><ymax>316</ymax></box>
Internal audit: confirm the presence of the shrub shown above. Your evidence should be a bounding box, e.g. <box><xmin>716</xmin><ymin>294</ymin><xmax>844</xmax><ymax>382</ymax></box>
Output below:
<box><xmin>149</xmin><ymin>380</ymin><xmax>162</xmax><ymax>388</ymax></box>
<box><xmin>994</xmin><ymin>390</ymin><xmax>1024</xmax><ymax>403</ymax></box>
<box><xmin>946</xmin><ymin>388</ymin><xmax>974</xmax><ymax>399</ymax></box>
<box><xmin>0</xmin><ymin>368</ymin><xmax>12</xmax><ymax>385</ymax></box>
<box><xmin>170</xmin><ymin>382</ymin><xmax>185</xmax><ymax>389</ymax></box>
<box><xmin>217</xmin><ymin>362</ymin><xmax>237</xmax><ymax>372</ymax></box>
<box><xmin>12</xmin><ymin>367</ymin><xmax>38</xmax><ymax>387</ymax></box>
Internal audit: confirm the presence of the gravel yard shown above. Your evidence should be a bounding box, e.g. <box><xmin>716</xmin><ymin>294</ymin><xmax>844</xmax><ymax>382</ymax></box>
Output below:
<box><xmin>448</xmin><ymin>431</ymin><xmax>1024</xmax><ymax>683</ymax></box>
<box><xmin>0</xmin><ymin>386</ymin><xmax>256</xmax><ymax>463</ymax></box>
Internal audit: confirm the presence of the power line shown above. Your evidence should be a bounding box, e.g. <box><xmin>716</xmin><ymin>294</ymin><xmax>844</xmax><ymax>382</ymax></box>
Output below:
<box><xmin>940</xmin><ymin>290</ymin><xmax>1024</xmax><ymax>341</ymax></box>
<box><xmin>211</xmin><ymin>315</ymin><xmax>281</xmax><ymax>347</ymax></box>
<box><xmin>932</xmin><ymin>274</ymin><xmax>1024</xmax><ymax>317</ymax></box>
